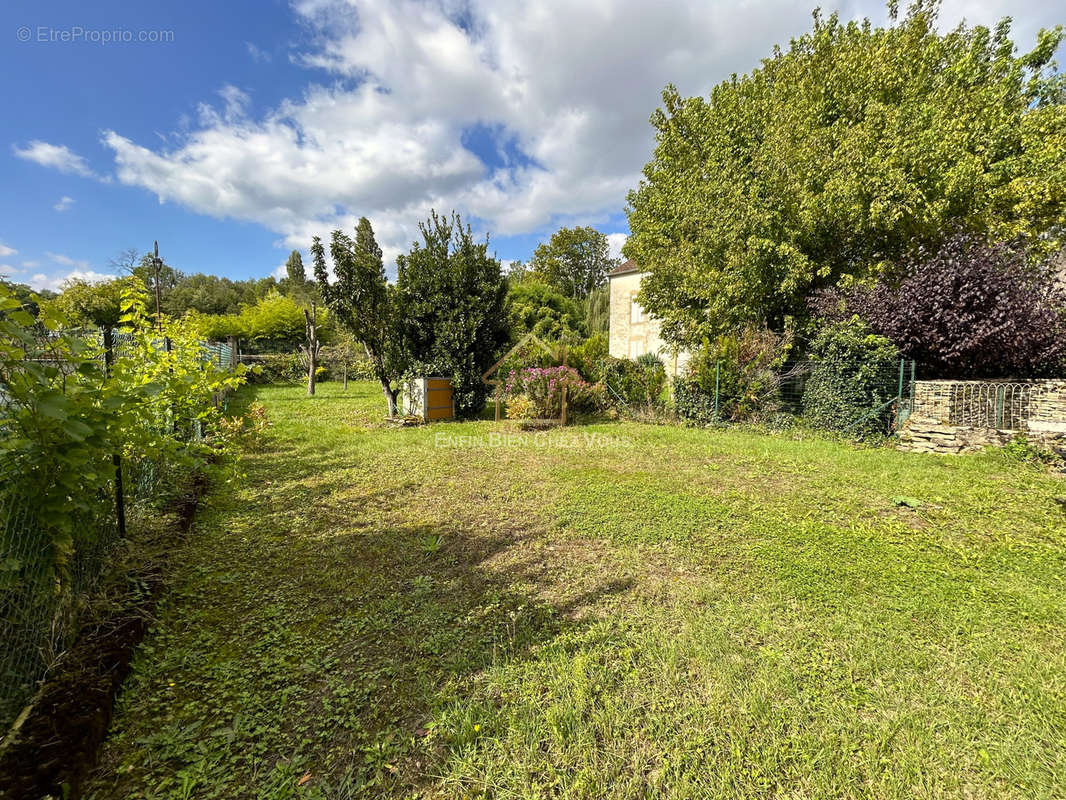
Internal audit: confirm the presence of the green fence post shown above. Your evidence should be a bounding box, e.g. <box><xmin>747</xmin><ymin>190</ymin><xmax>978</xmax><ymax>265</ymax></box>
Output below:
<box><xmin>714</xmin><ymin>361</ymin><xmax>720</xmax><ymax>422</ymax></box>
<box><xmin>102</xmin><ymin>327</ymin><xmax>126</xmax><ymax>538</ymax></box>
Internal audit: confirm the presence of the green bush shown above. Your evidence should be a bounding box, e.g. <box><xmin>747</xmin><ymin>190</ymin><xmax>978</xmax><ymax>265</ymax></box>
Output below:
<box><xmin>601</xmin><ymin>355</ymin><xmax>667</xmax><ymax>412</ymax></box>
<box><xmin>568</xmin><ymin>333</ymin><xmax>609</xmax><ymax>383</ymax></box>
<box><xmin>801</xmin><ymin>319</ymin><xmax>900</xmax><ymax>435</ymax></box>
<box><xmin>673</xmin><ymin>375</ymin><xmax>717</xmax><ymax>425</ymax></box>
<box><xmin>243</xmin><ymin>353</ymin><xmax>305</xmax><ymax>384</ymax></box>
<box><xmin>675</xmin><ymin>325</ymin><xmax>790</xmax><ymax>424</ymax></box>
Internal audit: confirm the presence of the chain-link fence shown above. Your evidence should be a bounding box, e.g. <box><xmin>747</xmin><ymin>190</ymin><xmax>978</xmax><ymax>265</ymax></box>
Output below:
<box><xmin>0</xmin><ymin>328</ymin><xmax>233</xmax><ymax>732</ymax></box>
<box><xmin>674</xmin><ymin>358</ymin><xmax>917</xmax><ymax>435</ymax></box>
<box><xmin>0</xmin><ymin>457</ymin><xmax>122</xmax><ymax>729</ymax></box>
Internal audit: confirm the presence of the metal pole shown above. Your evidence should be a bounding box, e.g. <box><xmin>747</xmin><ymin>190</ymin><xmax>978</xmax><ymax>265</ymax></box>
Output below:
<box><xmin>714</xmin><ymin>361</ymin><xmax>720</xmax><ymax>421</ymax></box>
<box><xmin>152</xmin><ymin>241</ymin><xmax>163</xmax><ymax>331</ymax></box>
<box><xmin>897</xmin><ymin>359</ymin><xmax>904</xmax><ymax>403</ymax></box>
<box><xmin>102</xmin><ymin>328</ymin><xmax>126</xmax><ymax>538</ymax></box>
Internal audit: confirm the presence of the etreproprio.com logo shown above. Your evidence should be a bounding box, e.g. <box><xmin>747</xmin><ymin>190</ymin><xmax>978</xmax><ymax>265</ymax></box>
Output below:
<box><xmin>16</xmin><ymin>26</ymin><xmax>175</xmax><ymax>44</ymax></box>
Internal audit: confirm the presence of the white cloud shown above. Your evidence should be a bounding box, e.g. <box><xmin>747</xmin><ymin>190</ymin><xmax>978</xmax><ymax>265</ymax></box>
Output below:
<box><xmin>20</xmin><ymin>260</ymin><xmax>39</xmax><ymax>268</ymax></box>
<box><xmin>13</xmin><ymin>140</ymin><xmax>96</xmax><ymax>177</ymax></box>
<box><xmin>0</xmin><ymin>242</ymin><xmax>16</xmax><ymax>257</ymax></box>
<box><xmin>246</xmin><ymin>42</ymin><xmax>272</xmax><ymax>63</ymax></box>
<box><xmin>605</xmin><ymin>233</ymin><xmax>628</xmax><ymax>262</ymax></box>
<box><xmin>53</xmin><ymin>196</ymin><xmax>75</xmax><ymax>212</ymax></box>
<box><xmin>27</xmin><ymin>270</ymin><xmax>118</xmax><ymax>293</ymax></box>
<box><xmin>25</xmin><ymin>0</ymin><xmax>1054</xmax><ymax>267</ymax></box>
<box><xmin>46</xmin><ymin>251</ymin><xmax>91</xmax><ymax>270</ymax></box>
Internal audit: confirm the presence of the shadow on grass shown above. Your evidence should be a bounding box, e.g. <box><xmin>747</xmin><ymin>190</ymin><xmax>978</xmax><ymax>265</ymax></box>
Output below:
<box><xmin>88</xmin><ymin>401</ymin><xmax>637</xmax><ymax>798</ymax></box>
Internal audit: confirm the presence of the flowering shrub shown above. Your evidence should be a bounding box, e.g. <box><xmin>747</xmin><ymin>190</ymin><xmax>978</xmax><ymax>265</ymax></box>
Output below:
<box><xmin>503</xmin><ymin>365</ymin><xmax>604</xmax><ymax>418</ymax></box>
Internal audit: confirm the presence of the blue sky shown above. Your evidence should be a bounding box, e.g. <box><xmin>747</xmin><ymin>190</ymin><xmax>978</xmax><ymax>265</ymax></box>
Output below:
<box><xmin>1</xmin><ymin>0</ymin><xmax>1060</xmax><ymax>290</ymax></box>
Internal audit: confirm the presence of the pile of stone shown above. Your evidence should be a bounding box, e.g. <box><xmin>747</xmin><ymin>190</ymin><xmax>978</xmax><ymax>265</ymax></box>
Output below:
<box><xmin>897</xmin><ymin>416</ymin><xmax>1015</xmax><ymax>454</ymax></box>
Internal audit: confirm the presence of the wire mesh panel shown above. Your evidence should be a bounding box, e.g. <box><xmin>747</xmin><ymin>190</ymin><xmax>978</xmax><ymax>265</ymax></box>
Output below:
<box><xmin>0</xmin><ymin>328</ymin><xmax>236</xmax><ymax>730</ymax></box>
<box><xmin>683</xmin><ymin>359</ymin><xmax>914</xmax><ymax>435</ymax></box>
<box><xmin>0</xmin><ymin>458</ymin><xmax>120</xmax><ymax>728</ymax></box>
<box><xmin>949</xmin><ymin>382</ymin><xmax>1033</xmax><ymax>430</ymax></box>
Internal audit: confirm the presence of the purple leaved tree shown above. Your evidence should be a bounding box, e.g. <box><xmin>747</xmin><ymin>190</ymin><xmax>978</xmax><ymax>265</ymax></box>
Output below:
<box><xmin>813</xmin><ymin>235</ymin><xmax>1066</xmax><ymax>379</ymax></box>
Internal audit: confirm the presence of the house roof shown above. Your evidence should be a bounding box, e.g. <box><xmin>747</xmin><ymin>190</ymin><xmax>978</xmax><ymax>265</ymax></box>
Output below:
<box><xmin>608</xmin><ymin>259</ymin><xmax>641</xmax><ymax>277</ymax></box>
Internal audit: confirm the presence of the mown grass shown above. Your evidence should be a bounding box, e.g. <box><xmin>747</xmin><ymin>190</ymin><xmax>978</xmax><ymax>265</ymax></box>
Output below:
<box><xmin>85</xmin><ymin>381</ymin><xmax>1066</xmax><ymax>799</ymax></box>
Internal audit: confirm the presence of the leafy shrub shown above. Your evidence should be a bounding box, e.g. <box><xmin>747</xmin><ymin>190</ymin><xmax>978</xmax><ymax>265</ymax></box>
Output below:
<box><xmin>218</xmin><ymin>401</ymin><xmax>271</xmax><ymax>451</ymax></box>
<box><xmin>242</xmin><ymin>353</ymin><xmax>305</xmax><ymax>384</ymax></box>
<box><xmin>0</xmin><ymin>282</ymin><xmax>246</xmax><ymax>582</ymax></box>
<box><xmin>673</xmin><ymin>375</ymin><xmax>718</xmax><ymax>425</ymax></box>
<box><xmin>800</xmin><ymin>319</ymin><xmax>900</xmax><ymax>435</ymax></box>
<box><xmin>601</xmin><ymin>355</ymin><xmax>667</xmax><ymax>412</ymax></box>
<box><xmin>813</xmin><ymin>234</ymin><xmax>1066</xmax><ymax>378</ymax></box>
<box><xmin>503</xmin><ymin>366</ymin><xmax>604</xmax><ymax>418</ymax></box>
<box><xmin>675</xmin><ymin>325</ymin><xmax>791</xmax><ymax>424</ymax></box>
<box><xmin>568</xmin><ymin>333</ymin><xmax>609</xmax><ymax>383</ymax></box>
<box><xmin>504</xmin><ymin>394</ymin><xmax>536</xmax><ymax>420</ymax></box>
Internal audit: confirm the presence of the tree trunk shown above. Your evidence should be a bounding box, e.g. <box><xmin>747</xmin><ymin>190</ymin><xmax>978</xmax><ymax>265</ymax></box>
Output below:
<box><xmin>303</xmin><ymin>304</ymin><xmax>319</xmax><ymax>396</ymax></box>
<box><xmin>382</xmin><ymin>380</ymin><xmax>398</xmax><ymax>416</ymax></box>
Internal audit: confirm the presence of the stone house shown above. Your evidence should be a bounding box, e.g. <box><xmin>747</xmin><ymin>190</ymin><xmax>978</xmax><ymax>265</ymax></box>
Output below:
<box><xmin>607</xmin><ymin>260</ymin><xmax>690</xmax><ymax>377</ymax></box>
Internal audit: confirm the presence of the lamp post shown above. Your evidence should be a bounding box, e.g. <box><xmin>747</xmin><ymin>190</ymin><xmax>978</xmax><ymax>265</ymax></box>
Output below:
<box><xmin>150</xmin><ymin>240</ymin><xmax>164</xmax><ymax>330</ymax></box>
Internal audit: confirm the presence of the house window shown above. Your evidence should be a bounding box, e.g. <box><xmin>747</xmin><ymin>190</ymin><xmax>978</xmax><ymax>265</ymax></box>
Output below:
<box><xmin>628</xmin><ymin>339</ymin><xmax>643</xmax><ymax>359</ymax></box>
<box><xmin>630</xmin><ymin>295</ymin><xmax>645</xmax><ymax>324</ymax></box>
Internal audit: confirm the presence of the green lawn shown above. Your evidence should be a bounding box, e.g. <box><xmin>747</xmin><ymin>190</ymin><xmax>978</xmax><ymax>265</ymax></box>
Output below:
<box><xmin>86</xmin><ymin>382</ymin><xmax>1066</xmax><ymax>799</ymax></box>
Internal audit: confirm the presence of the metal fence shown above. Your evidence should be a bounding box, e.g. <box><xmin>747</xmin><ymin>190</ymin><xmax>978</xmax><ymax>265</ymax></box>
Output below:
<box><xmin>0</xmin><ymin>459</ymin><xmax>124</xmax><ymax>730</ymax></box>
<box><xmin>948</xmin><ymin>382</ymin><xmax>1033</xmax><ymax>430</ymax></box>
<box><xmin>679</xmin><ymin>358</ymin><xmax>917</xmax><ymax>434</ymax></box>
<box><xmin>0</xmin><ymin>329</ymin><xmax>233</xmax><ymax>732</ymax></box>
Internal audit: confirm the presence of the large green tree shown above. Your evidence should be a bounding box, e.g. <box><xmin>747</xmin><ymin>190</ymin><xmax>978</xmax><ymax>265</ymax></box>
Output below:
<box><xmin>397</xmin><ymin>211</ymin><xmax>510</xmax><ymax>417</ymax></box>
<box><xmin>41</xmin><ymin>278</ymin><xmax>138</xmax><ymax>328</ymax></box>
<box><xmin>284</xmin><ymin>250</ymin><xmax>306</xmax><ymax>285</ymax></box>
<box><xmin>507</xmin><ymin>281</ymin><xmax>587</xmax><ymax>342</ymax></box>
<box><xmin>625</xmin><ymin>2</ymin><xmax>1066</xmax><ymax>349</ymax></box>
<box><xmin>529</xmin><ymin>226</ymin><xmax>619</xmax><ymax>300</ymax></box>
<box><xmin>0</xmin><ymin>279</ymin><xmax>55</xmax><ymax>318</ymax></box>
<box><xmin>313</xmin><ymin>218</ymin><xmax>407</xmax><ymax>415</ymax></box>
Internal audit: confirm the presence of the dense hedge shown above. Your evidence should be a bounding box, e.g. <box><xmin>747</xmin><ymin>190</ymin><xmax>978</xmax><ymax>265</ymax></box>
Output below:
<box><xmin>241</xmin><ymin>353</ymin><xmax>306</xmax><ymax>384</ymax></box>
<box><xmin>601</xmin><ymin>355</ymin><xmax>667</xmax><ymax>411</ymax></box>
<box><xmin>673</xmin><ymin>376</ymin><xmax>718</xmax><ymax>425</ymax></box>
<box><xmin>800</xmin><ymin>320</ymin><xmax>900</xmax><ymax>435</ymax></box>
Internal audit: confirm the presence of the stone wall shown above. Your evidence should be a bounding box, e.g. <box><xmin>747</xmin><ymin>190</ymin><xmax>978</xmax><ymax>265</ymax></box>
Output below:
<box><xmin>900</xmin><ymin>379</ymin><xmax>1066</xmax><ymax>453</ymax></box>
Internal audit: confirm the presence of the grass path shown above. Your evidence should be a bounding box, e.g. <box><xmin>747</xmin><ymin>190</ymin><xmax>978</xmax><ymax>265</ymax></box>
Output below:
<box><xmin>86</xmin><ymin>382</ymin><xmax>1066</xmax><ymax>799</ymax></box>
